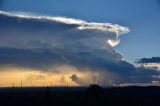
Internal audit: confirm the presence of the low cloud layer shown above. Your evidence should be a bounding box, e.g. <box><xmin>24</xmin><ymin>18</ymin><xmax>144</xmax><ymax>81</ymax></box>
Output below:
<box><xmin>136</xmin><ymin>57</ymin><xmax>160</xmax><ymax>72</ymax></box>
<box><xmin>0</xmin><ymin>11</ymin><xmax>159</xmax><ymax>86</ymax></box>
<box><xmin>136</xmin><ymin>57</ymin><xmax>160</xmax><ymax>64</ymax></box>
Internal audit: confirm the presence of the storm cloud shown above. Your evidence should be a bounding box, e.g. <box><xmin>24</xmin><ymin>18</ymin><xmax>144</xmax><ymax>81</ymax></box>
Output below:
<box><xmin>0</xmin><ymin>11</ymin><xmax>159</xmax><ymax>86</ymax></box>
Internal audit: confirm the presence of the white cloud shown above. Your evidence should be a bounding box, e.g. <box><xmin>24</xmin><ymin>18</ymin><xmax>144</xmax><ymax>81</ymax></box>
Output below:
<box><xmin>142</xmin><ymin>63</ymin><xmax>160</xmax><ymax>71</ymax></box>
<box><xmin>0</xmin><ymin>11</ymin><xmax>129</xmax><ymax>35</ymax></box>
<box><xmin>107</xmin><ymin>39</ymin><xmax>120</xmax><ymax>47</ymax></box>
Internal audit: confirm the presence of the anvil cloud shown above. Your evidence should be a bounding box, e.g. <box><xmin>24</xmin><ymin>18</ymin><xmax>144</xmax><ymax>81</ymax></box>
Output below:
<box><xmin>0</xmin><ymin>11</ymin><xmax>159</xmax><ymax>86</ymax></box>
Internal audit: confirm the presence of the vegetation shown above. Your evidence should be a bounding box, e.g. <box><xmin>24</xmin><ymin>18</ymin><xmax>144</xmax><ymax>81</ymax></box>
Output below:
<box><xmin>0</xmin><ymin>85</ymin><xmax>160</xmax><ymax>106</ymax></box>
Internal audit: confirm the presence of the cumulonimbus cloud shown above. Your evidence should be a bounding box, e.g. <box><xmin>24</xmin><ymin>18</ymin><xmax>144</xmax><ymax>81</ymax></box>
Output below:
<box><xmin>0</xmin><ymin>11</ymin><xmax>159</xmax><ymax>86</ymax></box>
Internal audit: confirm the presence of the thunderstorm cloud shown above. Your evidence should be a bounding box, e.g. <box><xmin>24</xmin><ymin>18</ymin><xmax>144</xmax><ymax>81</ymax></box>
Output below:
<box><xmin>0</xmin><ymin>11</ymin><xmax>159</xmax><ymax>86</ymax></box>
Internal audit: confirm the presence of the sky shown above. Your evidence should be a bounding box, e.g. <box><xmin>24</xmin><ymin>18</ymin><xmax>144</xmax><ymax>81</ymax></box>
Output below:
<box><xmin>0</xmin><ymin>0</ymin><xmax>160</xmax><ymax>87</ymax></box>
<box><xmin>0</xmin><ymin>0</ymin><xmax>160</xmax><ymax>63</ymax></box>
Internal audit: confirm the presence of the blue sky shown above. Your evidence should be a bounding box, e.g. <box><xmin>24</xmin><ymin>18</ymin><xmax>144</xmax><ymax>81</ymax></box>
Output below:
<box><xmin>0</xmin><ymin>0</ymin><xmax>160</xmax><ymax>63</ymax></box>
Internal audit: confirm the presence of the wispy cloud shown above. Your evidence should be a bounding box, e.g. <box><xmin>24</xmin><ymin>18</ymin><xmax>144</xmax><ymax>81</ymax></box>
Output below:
<box><xmin>0</xmin><ymin>11</ymin><xmax>129</xmax><ymax>36</ymax></box>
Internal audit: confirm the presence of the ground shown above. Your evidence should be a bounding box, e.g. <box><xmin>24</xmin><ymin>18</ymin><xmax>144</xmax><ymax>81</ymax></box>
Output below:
<box><xmin>0</xmin><ymin>86</ymin><xmax>160</xmax><ymax>106</ymax></box>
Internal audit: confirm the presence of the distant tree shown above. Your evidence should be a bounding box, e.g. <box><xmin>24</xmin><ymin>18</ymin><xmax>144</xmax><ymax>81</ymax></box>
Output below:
<box><xmin>86</xmin><ymin>84</ymin><xmax>104</xmax><ymax>97</ymax></box>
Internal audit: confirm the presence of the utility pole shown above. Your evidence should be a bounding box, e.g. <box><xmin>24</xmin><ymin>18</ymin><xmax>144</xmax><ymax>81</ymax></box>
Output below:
<box><xmin>21</xmin><ymin>80</ymin><xmax>23</xmax><ymax>88</ymax></box>
<box><xmin>12</xmin><ymin>82</ymin><xmax>15</xmax><ymax>89</ymax></box>
<box><xmin>51</xmin><ymin>82</ymin><xmax>52</xmax><ymax>87</ymax></box>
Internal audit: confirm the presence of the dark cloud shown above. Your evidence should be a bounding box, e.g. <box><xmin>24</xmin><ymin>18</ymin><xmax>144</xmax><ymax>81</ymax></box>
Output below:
<box><xmin>0</xmin><ymin>11</ymin><xmax>127</xmax><ymax>72</ymax></box>
<box><xmin>0</xmin><ymin>47</ymin><xmax>65</xmax><ymax>70</ymax></box>
<box><xmin>0</xmin><ymin>11</ymin><xmax>159</xmax><ymax>86</ymax></box>
<box><xmin>136</xmin><ymin>57</ymin><xmax>160</xmax><ymax>64</ymax></box>
<box><xmin>128</xmin><ymin>67</ymin><xmax>160</xmax><ymax>83</ymax></box>
<box><xmin>70</xmin><ymin>74</ymin><xmax>78</xmax><ymax>82</ymax></box>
